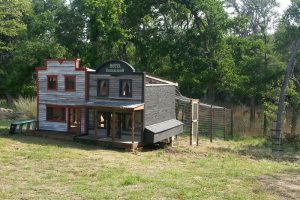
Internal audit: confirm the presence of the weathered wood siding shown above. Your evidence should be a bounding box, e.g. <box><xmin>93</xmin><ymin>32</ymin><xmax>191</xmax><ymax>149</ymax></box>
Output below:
<box><xmin>38</xmin><ymin>67</ymin><xmax>86</xmax><ymax>105</ymax></box>
<box><xmin>88</xmin><ymin>73</ymin><xmax>143</xmax><ymax>102</ymax></box>
<box><xmin>38</xmin><ymin>104</ymin><xmax>68</xmax><ymax>131</ymax></box>
<box><xmin>37</xmin><ymin>60</ymin><xmax>86</xmax><ymax>132</ymax></box>
<box><xmin>144</xmin><ymin>85</ymin><xmax>176</xmax><ymax>126</ymax></box>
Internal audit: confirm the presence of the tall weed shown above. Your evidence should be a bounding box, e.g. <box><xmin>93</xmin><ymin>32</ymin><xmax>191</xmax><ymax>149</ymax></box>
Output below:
<box><xmin>14</xmin><ymin>97</ymin><xmax>37</xmax><ymax>119</ymax></box>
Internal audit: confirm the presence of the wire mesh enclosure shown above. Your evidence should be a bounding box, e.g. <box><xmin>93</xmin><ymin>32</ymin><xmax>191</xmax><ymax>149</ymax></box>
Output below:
<box><xmin>175</xmin><ymin>91</ymin><xmax>233</xmax><ymax>144</ymax></box>
<box><xmin>198</xmin><ymin>103</ymin><xmax>233</xmax><ymax>141</ymax></box>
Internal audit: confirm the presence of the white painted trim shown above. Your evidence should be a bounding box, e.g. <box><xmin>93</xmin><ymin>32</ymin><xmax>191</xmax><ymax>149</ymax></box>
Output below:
<box><xmin>146</xmin><ymin>83</ymin><xmax>178</xmax><ymax>87</ymax></box>
<box><xmin>145</xmin><ymin>74</ymin><xmax>178</xmax><ymax>86</ymax></box>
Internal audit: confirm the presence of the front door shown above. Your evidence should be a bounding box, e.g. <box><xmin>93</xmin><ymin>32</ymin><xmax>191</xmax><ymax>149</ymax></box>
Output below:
<box><xmin>107</xmin><ymin>113</ymin><xmax>121</xmax><ymax>138</ymax></box>
<box><xmin>68</xmin><ymin>108</ymin><xmax>81</xmax><ymax>134</ymax></box>
<box><xmin>96</xmin><ymin>111</ymin><xmax>111</xmax><ymax>137</ymax></box>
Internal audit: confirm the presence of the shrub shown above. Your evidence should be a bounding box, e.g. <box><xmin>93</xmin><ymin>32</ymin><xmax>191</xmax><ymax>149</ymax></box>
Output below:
<box><xmin>14</xmin><ymin>97</ymin><xmax>37</xmax><ymax>119</ymax></box>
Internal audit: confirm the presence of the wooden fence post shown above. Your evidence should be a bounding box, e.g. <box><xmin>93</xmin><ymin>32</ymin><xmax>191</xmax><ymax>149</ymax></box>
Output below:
<box><xmin>230</xmin><ymin>109</ymin><xmax>233</xmax><ymax>138</ymax></box>
<box><xmin>210</xmin><ymin>104</ymin><xmax>213</xmax><ymax>143</ymax></box>
<box><xmin>223</xmin><ymin>108</ymin><xmax>226</xmax><ymax>140</ymax></box>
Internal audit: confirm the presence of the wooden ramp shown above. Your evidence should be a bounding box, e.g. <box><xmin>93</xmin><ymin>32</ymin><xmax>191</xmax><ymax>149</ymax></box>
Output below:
<box><xmin>26</xmin><ymin>130</ymin><xmax>75</xmax><ymax>141</ymax></box>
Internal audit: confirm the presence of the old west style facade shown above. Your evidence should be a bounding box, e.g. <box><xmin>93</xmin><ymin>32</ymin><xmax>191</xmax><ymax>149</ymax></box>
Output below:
<box><xmin>36</xmin><ymin>59</ymin><xmax>183</xmax><ymax>149</ymax></box>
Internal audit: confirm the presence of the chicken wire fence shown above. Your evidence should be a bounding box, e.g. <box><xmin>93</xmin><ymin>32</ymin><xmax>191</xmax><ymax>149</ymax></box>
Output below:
<box><xmin>175</xmin><ymin>91</ymin><xmax>233</xmax><ymax>144</ymax></box>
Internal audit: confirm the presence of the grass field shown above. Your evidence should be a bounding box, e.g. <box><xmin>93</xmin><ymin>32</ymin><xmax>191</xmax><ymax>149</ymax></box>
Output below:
<box><xmin>0</xmin><ymin>132</ymin><xmax>299</xmax><ymax>200</ymax></box>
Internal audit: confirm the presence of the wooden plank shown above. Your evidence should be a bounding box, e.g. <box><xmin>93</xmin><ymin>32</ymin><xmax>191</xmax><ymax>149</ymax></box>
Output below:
<box><xmin>112</xmin><ymin>112</ymin><xmax>115</xmax><ymax>143</ymax></box>
<box><xmin>131</xmin><ymin>111</ymin><xmax>135</xmax><ymax>150</ymax></box>
<box><xmin>94</xmin><ymin>109</ymin><xmax>97</xmax><ymax>137</ymax></box>
<box><xmin>88</xmin><ymin>74</ymin><xmax>143</xmax><ymax>101</ymax></box>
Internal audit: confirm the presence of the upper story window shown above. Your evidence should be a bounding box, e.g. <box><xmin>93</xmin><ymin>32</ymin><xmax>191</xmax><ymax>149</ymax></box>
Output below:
<box><xmin>120</xmin><ymin>79</ymin><xmax>132</xmax><ymax>97</ymax></box>
<box><xmin>46</xmin><ymin>106</ymin><xmax>66</xmax><ymax>122</ymax></box>
<box><xmin>97</xmin><ymin>79</ymin><xmax>109</xmax><ymax>97</ymax></box>
<box><xmin>47</xmin><ymin>75</ymin><xmax>58</xmax><ymax>91</ymax></box>
<box><xmin>65</xmin><ymin>75</ymin><xmax>76</xmax><ymax>91</ymax></box>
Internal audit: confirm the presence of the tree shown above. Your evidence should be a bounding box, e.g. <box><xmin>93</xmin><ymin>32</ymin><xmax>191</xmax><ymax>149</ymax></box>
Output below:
<box><xmin>0</xmin><ymin>0</ymin><xmax>68</xmax><ymax>102</ymax></box>
<box><xmin>274</xmin><ymin>0</ymin><xmax>300</xmax><ymax>139</ymax></box>
<box><xmin>226</xmin><ymin>0</ymin><xmax>280</xmax><ymax>130</ymax></box>
<box><xmin>0</xmin><ymin>0</ymin><xmax>31</xmax><ymax>103</ymax></box>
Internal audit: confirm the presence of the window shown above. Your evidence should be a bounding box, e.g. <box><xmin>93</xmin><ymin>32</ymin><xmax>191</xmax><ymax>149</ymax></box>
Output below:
<box><xmin>120</xmin><ymin>79</ymin><xmax>132</xmax><ymax>97</ymax></box>
<box><xmin>47</xmin><ymin>75</ymin><xmax>57</xmax><ymax>90</ymax></box>
<box><xmin>65</xmin><ymin>75</ymin><xmax>76</xmax><ymax>91</ymax></box>
<box><xmin>97</xmin><ymin>112</ymin><xmax>107</xmax><ymax>128</ymax></box>
<box><xmin>46</xmin><ymin>106</ymin><xmax>66</xmax><ymax>122</ymax></box>
<box><xmin>122</xmin><ymin>113</ymin><xmax>132</xmax><ymax>131</ymax></box>
<box><xmin>98</xmin><ymin>79</ymin><xmax>109</xmax><ymax>96</ymax></box>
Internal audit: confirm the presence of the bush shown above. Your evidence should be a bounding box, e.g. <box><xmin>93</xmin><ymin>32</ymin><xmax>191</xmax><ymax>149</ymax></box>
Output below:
<box><xmin>14</xmin><ymin>97</ymin><xmax>37</xmax><ymax>119</ymax></box>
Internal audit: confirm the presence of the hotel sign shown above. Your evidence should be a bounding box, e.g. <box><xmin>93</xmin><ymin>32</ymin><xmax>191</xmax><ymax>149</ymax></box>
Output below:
<box><xmin>105</xmin><ymin>63</ymin><xmax>125</xmax><ymax>73</ymax></box>
<box><xmin>97</xmin><ymin>60</ymin><xmax>135</xmax><ymax>75</ymax></box>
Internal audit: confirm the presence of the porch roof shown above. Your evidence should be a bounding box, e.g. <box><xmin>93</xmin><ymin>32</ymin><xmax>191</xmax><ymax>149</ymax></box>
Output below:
<box><xmin>86</xmin><ymin>101</ymin><xmax>144</xmax><ymax>111</ymax></box>
<box><xmin>145</xmin><ymin>119</ymin><xmax>183</xmax><ymax>134</ymax></box>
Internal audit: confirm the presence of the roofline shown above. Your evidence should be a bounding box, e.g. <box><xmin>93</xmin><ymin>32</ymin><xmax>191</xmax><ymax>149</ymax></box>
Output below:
<box><xmin>145</xmin><ymin>74</ymin><xmax>178</xmax><ymax>86</ymax></box>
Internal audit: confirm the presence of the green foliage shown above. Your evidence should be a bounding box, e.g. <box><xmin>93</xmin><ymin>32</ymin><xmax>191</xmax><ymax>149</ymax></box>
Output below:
<box><xmin>0</xmin><ymin>0</ymin><xmax>30</xmax><ymax>53</ymax></box>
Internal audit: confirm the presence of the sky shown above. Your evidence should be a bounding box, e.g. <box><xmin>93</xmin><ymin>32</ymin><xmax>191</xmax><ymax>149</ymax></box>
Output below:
<box><xmin>277</xmin><ymin>0</ymin><xmax>291</xmax><ymax>14</ymax></box>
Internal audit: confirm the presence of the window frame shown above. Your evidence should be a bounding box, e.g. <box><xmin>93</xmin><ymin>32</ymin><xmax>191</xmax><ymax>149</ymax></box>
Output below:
<box><xmin>65</xmin><ymin>75</ymin><xmax>76</xmax><ymax>92</ymax></box>
<box><xmin>46</xmin><ymin>106</ymin><xmax>66</xmax><ymax>122</ymax></box>
<box><xmin>119</xmin><ymin>79</ymin><xmax>132</xmax><ymax>97</ymax></box>
<box><xmin>47</xmin><ymin>75</ymin><xmax>58</xmax><ymax>91</ymax></box>
<box><xmin>97</xmin><ymin>79</ymin><xmax>109</xmax><ymax>97</ymax></box>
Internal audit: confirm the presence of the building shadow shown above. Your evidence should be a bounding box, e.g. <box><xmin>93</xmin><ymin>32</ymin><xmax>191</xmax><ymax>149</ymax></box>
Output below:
<box><xmin>0</xmin><ymin>134</ymin><xmax>128</xmax><ymax>153</ymax></box>
<box><xmin>210</xmin><ymin>141</ymin><xmax>300</xmax><ymax>163</ymax></box>
<box><xmin>259</xmin><ymin>168</ymin><xmax>300</xmax><ymax>200</ymax></box>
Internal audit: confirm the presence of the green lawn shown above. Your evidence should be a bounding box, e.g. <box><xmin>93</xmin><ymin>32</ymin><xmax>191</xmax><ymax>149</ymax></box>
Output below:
<box><xmin>0</xmin><ymin>133</ymin><xmax>299</xmax><ymax>199</ymax></box>
<box><xmin>0</xmin><ymin>120</ymin><xmax>10</xmax><ymax>134</ymax></box>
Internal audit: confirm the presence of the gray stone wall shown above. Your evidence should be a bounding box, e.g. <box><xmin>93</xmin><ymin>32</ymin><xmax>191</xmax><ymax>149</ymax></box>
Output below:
<box><xmin>144</xmin><ymin>85</ymin><xmax>176</xmax><ymax>126</ymax></box>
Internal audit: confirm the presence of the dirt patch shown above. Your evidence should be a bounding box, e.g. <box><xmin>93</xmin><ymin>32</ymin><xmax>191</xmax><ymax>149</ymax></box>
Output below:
<box><xmin>0</xmin><ymin>108</ymin><xmax>13</xmax><ymax>120</ymax></box>
<box><xmin>0</xmin><ymin>107</ymin><xmax>24</xmax><ymax>120</ymax></box>
<box><xmin>260</xmin><ymin>169</ymin><xmax>300</xmax><ymax>200</ymax></box>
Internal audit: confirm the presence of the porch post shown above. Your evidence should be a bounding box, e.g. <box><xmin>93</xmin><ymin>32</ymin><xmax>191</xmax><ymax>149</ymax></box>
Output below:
<box><xmin>112</xmin><ymin>112</ymin><xmax>115</xmax><ymax>143</ymax></box>
<box><xmin>78</xmin><ymin>107</ymin><xmax>81</xmax><ymax>135</ymax></box>
<box><xmin>94</xmin><ymin>109</ymin><xmax>97</xmax><ymax>137</ymax></box>
<box><xmin>131</xmin><ymin>110</ymin><xmax>135</xmax><ymax>150</ymax></box>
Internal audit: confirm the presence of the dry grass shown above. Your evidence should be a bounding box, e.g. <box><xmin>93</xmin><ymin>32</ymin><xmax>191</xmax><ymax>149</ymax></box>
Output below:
<box><xmin>0</xmin><ymin>134</ymin><xmax>299</xmax><ymax>200</ymax></box>
<box><xmin>13</xmin><ymin>97</ymin><xmax>37</xmax><ymax>119</ymax></box>
<box><xmin>232</xmin><ymin>105</ymin><xmax>300</xmax><ymax>138</ymax></box>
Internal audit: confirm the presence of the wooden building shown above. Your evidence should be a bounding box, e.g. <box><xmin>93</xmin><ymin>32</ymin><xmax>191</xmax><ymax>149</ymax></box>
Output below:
<box><xmin>36</xmin><ymin>59</ymin><xmax>183</xmax><ymax>149</ymax></box>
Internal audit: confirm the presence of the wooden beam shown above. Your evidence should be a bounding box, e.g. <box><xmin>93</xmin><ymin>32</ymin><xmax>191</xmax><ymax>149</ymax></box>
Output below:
<box><xmin>112</xmin><ymin>112</ymin><xmax>115</xmax><ymax>143</ymax></box>
<box><xmin>131</xmin><ymin>111</ymin><xmax>135</xmax><ymax>150</ymax></box>
<box><xmin>94</xmin><ymin>109</ymin><xmax>97</xmax><ymax>138</ymax></box>
<box><xmin>78</xmin><ymin>107</ymin><xmax>81</xmax><ymax>135</ymax></box>
<box><xmin>134</xmin><ymin>105</ymin><xmax>144</xmax><ymax>111</ymax></box>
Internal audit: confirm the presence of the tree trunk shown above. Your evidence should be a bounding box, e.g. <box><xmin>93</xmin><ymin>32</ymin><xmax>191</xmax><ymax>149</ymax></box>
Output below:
<box><xmin>118</xmin><ymin>43</ymin><xmax>128</xmax><ymax>61</ymax></box>
<box><xmin>291</xmin><ymin>105</ymin><xmax>297</xmax><ymax>138</ymax></box>
<box><xmin>263</xmin><ymin>113</ymin><xmax>268</xmax><ymax>136</ymax></box>
<box><xmin>5</xmin><ymin>93</ymin><xmax>13</xmax><ymax>106</ymax></box>
<box><xmin>250</xmin><ymin>96</ymin><xmax>256</xmax><ymax>131</ymax></box>
<box><xmin>275</xmin><ymin>38</ymin><xmax>300</xmax><ymax>139</ymax></box>
<box><xmin>207</xmin><ymin>83</ymin><xmax>215</xmax><ymax>103</ymax></box>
